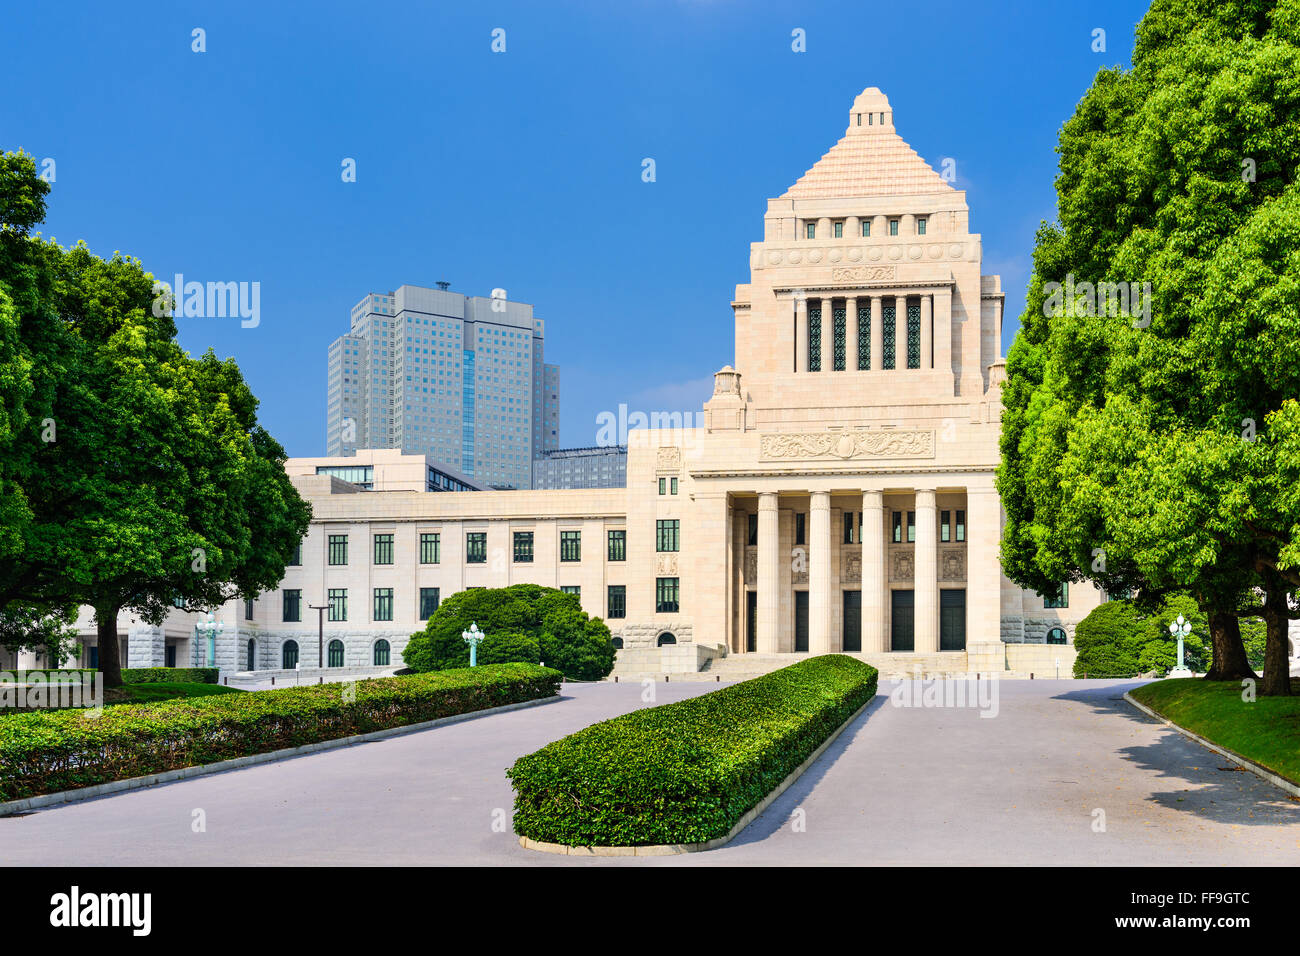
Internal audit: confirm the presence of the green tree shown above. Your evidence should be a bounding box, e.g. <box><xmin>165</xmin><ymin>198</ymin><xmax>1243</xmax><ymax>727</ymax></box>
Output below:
<box><xmin>403</xmin><ymin>584</ymin><xmax>615</xmax><ymax>681</ymax></box>
<box><xmin>999</xmin><ymin>0</ymin><xmax>1300</xmax><ymax>692</ymax></box>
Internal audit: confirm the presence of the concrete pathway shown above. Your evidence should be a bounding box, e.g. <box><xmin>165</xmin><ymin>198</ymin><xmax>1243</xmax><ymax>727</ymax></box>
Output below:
<box><xmin>1</xmin><ymin>679</ymin><xmax>1297</xmax><ymax>865</ymax></box>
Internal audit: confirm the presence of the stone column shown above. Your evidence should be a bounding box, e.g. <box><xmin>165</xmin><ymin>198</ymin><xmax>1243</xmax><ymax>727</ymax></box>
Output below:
<box><xmin>861</xmin><ymin>490</ymin><xmax>886</xmax><ymax>652</ymax></box>
<box><xmin>920</xmin><ymin>294</ymin><xmax>933</xmax><ymax>370</ymax></box>
<box><xmin>795</xmin><ymin>295</ymin><xmax>808</xmax><ymax>374</ymax></box>
<box><xmin>914</xmin><ymin>488</ymin><xmax>939</xmax><ymax>652</ymax></box>
<box><xmin>757</xmin><ymin>492</ymin><xmax>780</xmax><ymax>653</ymax></box>
<box><xmin>846</xmin><ymin>296</ymin><xmax>859</xmax><ymax>371</ymax></box>
<box><xmin>820</xmin><ymin>299</ymin><xmax>833</xmax><ymax>374</ymax></box>
<box><xmin>934</xmin><ymin>287</ymin><xmax>952</xmax><ymax>376</ymax></box>
<box><xmin>870</xmin><ymin>296</ymin><xmax>882</xmax><ymax>370</ymax></box>
<box><xmin>809</xmin><ymin>491</ymin><xmax>832</xmax><ymax>654</ymax></box>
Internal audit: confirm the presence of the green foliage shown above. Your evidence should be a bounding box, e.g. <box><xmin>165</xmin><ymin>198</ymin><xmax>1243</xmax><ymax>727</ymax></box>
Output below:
<box><xmin>0</xmin><ymin>669</ymin><xmax>93</xmax><ymax>681</ymax></box>
<box><xmin>508</xmin><ymin>656</ymin><xmax>878</xmax><ymax>847</ymax></box>
<box><xmin>121</xmin><ymin>667</ymin><xmax>219</xmax><ymax>685</ymax></box>
<box><xmin>403</xmin><ymin>584</ymin><xmax>614</xmax><ymax>681</ymax></box>
<box><xmin>1073</xmin><ymin>595</ymin><xmax>1213</xmax><ymax>677</ymax></box>
<box><xmin>0</xmin><ymin>664</ymin><xmax>560</xmax><ymax>802</ymax></box>
<box><xmin>109</xmin><ymin>683</ymin><xmax>242</xmax><ymax>705</ymax></box>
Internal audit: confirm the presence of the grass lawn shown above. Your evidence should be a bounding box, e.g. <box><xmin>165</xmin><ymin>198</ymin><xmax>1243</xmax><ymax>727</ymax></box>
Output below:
<box><xmin>1131</xmin><ymin>677</ymin><xmax>1300</xmax><ymax>786</ymax></box>
<box><xmin>105</xmin><ymin>682</ymin><xmax>244</xmax><ymax>706</ymax></box>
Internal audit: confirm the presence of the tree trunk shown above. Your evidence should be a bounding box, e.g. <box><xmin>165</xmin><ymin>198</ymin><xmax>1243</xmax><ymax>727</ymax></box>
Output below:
<box><xmin>1203</xmin><ymin>608</ymin><xmax>1256</xmax><ymax>681</ymax></box>
<box><xmin>1260</xmin><ymin>582</ymin><xmax>1292</xmax><ymax>697</ymax></box>
<box><xmin>95</xmin><ymin>605</ymin><xmax>124</xmax><ymax>689</ymax></box>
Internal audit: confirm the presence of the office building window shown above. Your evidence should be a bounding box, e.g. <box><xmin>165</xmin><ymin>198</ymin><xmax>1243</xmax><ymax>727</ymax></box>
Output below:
<box><xmin>882</xmin><ymin>303</ymin><xmax>896</xmax><ymax>369</ymax></box>
<box><xmin>658</xmin><ymin>477</ymin><xmax>666</xmax><ymax>495</ymax></box>
<box><xmin>419</xmin><ymin>587</ymin><xmax>440</xmax><ymax>620</ymax></box>
<box><xmin>941</xmin><ymin>510</ymin><xmax>951</xmax><ymax>542</ymax></box>
<box><xmin>917</xmin><ymin>217</ymin><xmax>927</xmax><ymax>235</ymax></box>
<box><xmin>670</xmin><ymin>477</ymin><xmax>678</xmax><ymax>495</ymax></box>
<box><xmin>656</xmin><ymin>577</ymin><xmax>680</xmax><ymax>613</ymax></box>
<box><xmin>956</xmin><ymin>509</ymin><xmax>966</xmax><ymax>542</ymax></box>
<box><xmin>466</xmin><ymin>532</ymin><xmax>487</xmax><ymax>563</ymax></box>
<box><xmin>607</xmin><ymin>529</ymin><xmax>626</xmax><ymax>562</ymax></box>
<box><xmin>806</xmin><ymin>222</ymin><xmax>816</xmax><ymax>239</ymax></box>
<box><xmin>513</xmin><ymin>531</ymin><xmax>534</xmax><ymax>563</ymax></box>
<box><xmin>889</xmin><ymin>218</ymin><xmax>899</xmax><ymax>236</ymax></box>
<box><xmin>832</xmin><ymin>303</ymin><xmax>847</xmax><ymax>370</ymax></box>
<box><xmin>857</xmin><ymin>301</ymin><xmax>870</xmax><ymax>369</ymax></box>
<box><xmin>656</xmin><ymin>519</ymin><xmax>680</xmax><ymax>553</ymax></box>
<box><xmin>289</xmin><ymin>543</ymin><xmax>302</xmax><ymax>566</ymax></box>
<box><xmin>420</xmin><ymin>532</ymin><xmax>440</xmax><ymax>564</ymax></box>
<box><xmin>328</xmin><ymin>534</ymin><xmax>348</xmax><ymax>566</ymax></box>
<box><xmin>607</xmin><ymin>585</ymin><xmax>626</xmax><ymax>619</ymax></box>
<box><xmin>892</xmin><ymin>511</ymin><xmax>903</xmax><ymax>543</ymax></box>
<box><xmin>373</xmin><ymin>639</ymin><xmax>391</xmax><ymax>666</ymax></box>
<box><xmin>795</xmin><ymin>512</ymin><xmax>806</xmax><ymax>546</ymax></box>
<box><xmin>282</xmin><ymin>589</ymin><xmax>301</xmax><ymax>623</ymax></box>
<box><xmin>561</xmin><ymin>585</ymin><xmax>581</xmax><ymax>596</ymax></box>
<box><xmin>833</xmin><ymin>221</ymin><xmax>843</xmax><ymax>238</ymax></box>
<box><xmin>907</xmin><ymin>300</ymin><xmax>921</xmax><ymax>369</ymax></box>
<box><xmin>373</xmin><ymin>588</ymin><xmax>393</xmax><ymax>622</ymax></box>
<box><xmin>1043</xmin><ymin>583</ymin><xmax>1069</xmax><ymax>609</ymax></box>
<box><xmin>244</xmin><ymin>598</ymin><xmax>254</xmax><ymax>621</ymax></box>
<box><xmin>328</xmin><ymin>588</ymin><xmax>347</xmax><ymax>622</ymax></box>
<box><xmin>373</xmin><ymin>533</ymin><xmax>394</xmax><ymax>565</ymax></box>
<box><xmin>560</xmin><ymin>530</ymin><xmax>581</xmax><ymax>562</ymax></box>
<box><xmin>907</xmin><ymin>511</ymin><xmax>916</xmax><ymax>543</ymax></box>
<box><xmin>843</xmin><ymin>512</ymin><xmax>856</xmax><ymax>544</ymax></box>
<box><xmin>809</xmin><ymin>303</ymin><xmax>822</xmax><ymax>371</ymax></box>
<box><xmin>747</xmin><ymin>513</ymin><xmax>758</xmax><ymax>546</ymax></box>
<box><xmin>861</xmin><ymin>220</ymin><xmax>871</xmax><ymax>237</ymax></box>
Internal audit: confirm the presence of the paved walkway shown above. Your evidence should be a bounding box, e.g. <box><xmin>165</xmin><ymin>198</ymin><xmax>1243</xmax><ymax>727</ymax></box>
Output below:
<box><xmin>2</xmin><ymin>679</ymin><xmax>1297</xmax><ymax>865</ymax></box>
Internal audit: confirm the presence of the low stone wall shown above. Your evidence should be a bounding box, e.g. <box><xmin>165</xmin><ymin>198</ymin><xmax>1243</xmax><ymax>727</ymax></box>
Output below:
<box><xmin>1006</xmin><ymin>643</ymin><xmax>1076</xmax><ymax>677</ymax></box>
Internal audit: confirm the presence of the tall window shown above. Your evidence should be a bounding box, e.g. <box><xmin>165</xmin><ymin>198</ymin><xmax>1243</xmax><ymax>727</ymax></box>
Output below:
<box><xmin>607</xmin><ymin>529</ymin><xmax>626</xmax><ymax>561</ymax></box>
<box><xmin>808</xmin><ymin>302</ymin><xmax>822</xmax><ymax>371</ymax></box>
<box><xmin>747</xmin><ymin>513</ymin><xmax>758</xmax><ymax>546</ymax></box>
<box><xmin>941</xmin><ymin>510</ymin><xmax>951</xmax><ymax>542</ymax></box>
<box><xmin>656</xmin><ymin>519</ymin><xmax>680</xmax><ymax>552</ymax></box>
<box><xmin>833</xmin><ymin>221</ymin><xmax>843</xmax><ymax>238</ymax></box>
<box><xmin>607</xmin><ymin>585</ymin><xmax>626</xmax><ymax>619</ymax></box>
<box><xmin>373</xmin><ymin>588</ymin><xmax>393</xmax><ymax>622</ymax></box>
<box><xmin>656</xmin><ymin>577</ymin><xmax>680</xmax><ymax>613</ymax></box>
<box><xmin>289</xmin><ymin>543</ymin><xmax>302</xmax><ymax>566</ymax></box>
<box><xmin>328</xmin><ymin>534</ymin><xmax>348</xmax><ymax>566</ymax></box>
<box><xmin>658</xmin><ymin>477</ymin><xmax>666</xmax><ymax>495</ymax></box>
<box><xmin>419</xmin><ymin>532</ymin><xmax>440</xmax><ymax>564</ymax></box>
<box><xmin>328</xmin><ymin>588</ymin><xmax>347</xmax><ymax>622</ymax></box>
<box><xmin>806</xmin><ymin>222</ymin><xmax>816</xmax><ymax>239</ymax></box>
<box><xmin>513</xmin><ymin>531</ymin><xmax>534</xmax><ymax>563</ymax></box>
<box><xmin>560</xmin><ymin>530</ymin><xmax>581</xmax><ymax>562</ymax></box>
<box><xmin>889</xmin><ymin>218</ymin><xmax>899</xmax><ymax>236</ymax></box>
<box><xmin>832</xmin><ymin>303</ymin><xmax>847</xmax><ymax>371</ymax></box>
<box><xmin>857</xmin><ymin>301</ymin><xmax>870</xmax><ymax>369</ymax></box>
<box><xmin>670</xmin><ymin>477</ymin><xmax>678</xmax><ymax>495</ymax></box>
<box><xmin>906</xmin><ymin>300</ymin><xmax>921</xmax><ymax>369</ymax></box>
<box><xmin>374</xmin><ymin>639</ymin><xmax>391</xmax><ymax>666</ymax></box>
<box><xmin>373</xmin><ymin>533</ymin><xmax>394</xmax><ymax>565</ymax></box>
<box><xmin>419</xmin><ymin>587</ymin><xmax>440</xmax><ymax>620</ymax></box>
<box><xmin>1043</xmin><ymin>583</ymin><xmax>1069</xmax><ymax>609</ymax></box>
<box><xmin>882</xmin><ymin>303</ymin><xmax>896</xmax><ymax>369</ymax></box>
<box><xmin>282</xmin><ymin>589</ymin><xmax>301</xmax><ymax>623</ymax></box>
<box><xmin>327</xmin><ymin>639</ymin><xmax>344</xmax><ymax>667</ymax></box>
<box><xmin>466</xmin><ymin>532</ymin><xmax>487</xmax><ymax>563</ymax></box>
<box><xmin>907</xmin><ymin>511</ymin><xmax>916</xmax><ymax>543</ymax></box>
<box><xmin>893</xmin><ymin>511</ymin><xmax>903</xmax><ymax>543</ymax></box>
<box><xmin>861</xmin><ymin>220</ymin><xmax>871</xmax><ymax>237</ymax></box>
<box><xmin>955</xmin><ymin>510</ymin><xmax>966</xmax><ymax>542</ymax></box>
<box><xmin>843</xmin><ymin>512</ymin><xmax>857</xmax><ymax>544</ymax></box>
<box><xmin>282</xmin><ymin>640</ymin><xmax>299</xmax><ymax>669</ymax></box>
<box><xmin>917</xmin><ymin>217</ymin><xmax>927</xmax><ymax>235</ymax></box>
<box><xmin>795</xmin><ymin>512</ymin><xmax>806</xmax><ymax>546</ymax></box>
<box><xmin>244</xmin><ymin>598</ymin><xmax>254</xmax><ymax>621</ymax></box>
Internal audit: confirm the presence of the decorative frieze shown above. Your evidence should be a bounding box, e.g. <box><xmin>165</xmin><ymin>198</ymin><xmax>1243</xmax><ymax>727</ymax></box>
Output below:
<box><xmin>655</xmin><ymin>446</ymin><xmax>682</xmax><ymax>472</ymax></box>
<box><xmin>760</xmin><ymin>429</ymin><xmax>934</xmax><ymax>461</ymax></box>
<box><xmin>940</xmin><ymin>549</ymin><xmax>966</xmax><ymax>582</ymax></box>
<box><xmin>656</xmin><ymin>554</ymin><xmax>679</xmax><ymax>575</ymax></box>
<box><xmin>830</xmin><ymin>265</ymin><xmax>896</xmax><ymax>283</ymax></box>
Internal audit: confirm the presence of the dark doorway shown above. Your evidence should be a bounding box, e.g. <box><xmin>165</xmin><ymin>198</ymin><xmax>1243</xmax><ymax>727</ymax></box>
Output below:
<box><xmin>940</xmin><ymin>589</ymin><xmax>967</xmax><ymax>650</ymax></box>
<box><xmin>891</xmin><ymin>590</ymin><xmax>914</xmax><ymax>651</ymax></box>
<box><xmin>843</xmin><ymin>590</ymin><xmax>862</xmax><ymax>652</ymax></box>
<box><xmin>746</xmin><ymin>591</ymin><xmax>757</xmax><ymax>652</ymax></box>
<box><xmin>657</xmin><ymin>632</ymin><xmax>676</xmax><ymax>646</ymax></box>
<box><xmin>246</xmin><ymin>638</ymin><xmax>255</xmax><ymax>671</ymax></box>
<box><xmin>165</xmin><ymin>644</ymin><xmax>177</xmax><ymax>668</ymax></box>
<box><xmin>794</xmin><ymin>591</ymin><xmax>809</xmax><ymax>652</ymax></box>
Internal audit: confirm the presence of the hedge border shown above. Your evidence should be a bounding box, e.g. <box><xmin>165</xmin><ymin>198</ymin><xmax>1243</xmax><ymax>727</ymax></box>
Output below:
<box><xmin>1124</xmin><ymin>690</ymin><xmax>1300</xmax><ymax>798</ymax></box>
<box><xmin>0</xmin><ymin>694</ymin><xmax>560</xmax><ymax>817</ymax></box>
<box><xmin>518</xmin><ymin>691</ymin><xmax>879</xmax><ymax>855</ymax></box>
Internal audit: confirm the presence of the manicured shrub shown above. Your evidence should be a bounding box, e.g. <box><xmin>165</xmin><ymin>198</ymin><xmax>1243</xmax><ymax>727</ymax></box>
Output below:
<box><xmin>122</xmin><ymin>667</ymin><xmax>219</xmax><ymax>685</ymax></box>
<box><xmin>0</xmin><ymin>669</ymin><xmax>94</xmax><ymax>681</ymax></box>
<box><xmin>403</xmin><ymin>584</ymin><xmax>615</xmax><ymax>681</ymax></box>
<box><xmin>508</xmin><ymin>655</ymin><xmax>878</xmax><ymax>847</ymax></box>
<box><xmin>1074</xmin><ymin>594</ymin><xmax>1217</xmax><ymax>678</ymax></box>
<box><xmin>0</xmin><ymin>663</ymin><xmax>560</xmax><ymax>802</ymax></box>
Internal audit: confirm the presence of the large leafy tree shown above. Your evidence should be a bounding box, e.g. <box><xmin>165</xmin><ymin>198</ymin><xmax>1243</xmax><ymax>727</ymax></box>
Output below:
<box><xmin>0</xmin><ymin>151</ymin><xmax>312</xmax><ymax>685</ymax></box>
<box><xmin>999</xmin><ymin>0</ymin><xmax>1300</xmax><ymax>693</ymax></box>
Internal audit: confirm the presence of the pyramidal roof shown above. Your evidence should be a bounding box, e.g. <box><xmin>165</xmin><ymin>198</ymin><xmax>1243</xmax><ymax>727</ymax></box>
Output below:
<box><xmin>781</xmin><ymin>88</ymin><xmax>953</xmax><ymax>200</ymax></box>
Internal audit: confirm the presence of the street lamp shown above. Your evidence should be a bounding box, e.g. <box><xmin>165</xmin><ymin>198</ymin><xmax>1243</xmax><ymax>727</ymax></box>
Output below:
<box><xmin>1168</xmin><ymin>614</ymin><xmax>1193</xmax><ymax>678</ymax></box>
<box><xmin>462</xmin><ymin>622</ymin><xmax>485</xmax><ymax>667</ymax></box>
<box><xmin>308</xmin><ymin>603</ymin><xmax>329</xmax><ymax>669</ymax></box>
<box><xmin>195</xmin><ymin>613</ymin><xmax>224</xmax><ymax>667</ymax></box>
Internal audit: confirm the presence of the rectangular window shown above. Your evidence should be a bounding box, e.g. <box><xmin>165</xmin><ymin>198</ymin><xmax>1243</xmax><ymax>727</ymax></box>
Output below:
<box><xmin>808</xmin><ymin>303</ymin><xmax>822</xmax><ymax>372</ymax></box>
<box><xmin>419</xmin><ymin>587</ymin><xmax>440</xmax><ymax>620</ymax></box>
<box><xmin>882</xmin><ymin>303</ymin><xmax>896</xmax><ymax>369</ymax></box>
<box><xmin>1043</xmin><ymin>583</ymin><xmax>1069</xmax><ymax>609</ymax></box>
<box><xmin>906</xmin><ymin>300</ymin><xmax>921</xmax><ymax>369</ymax></box>
<box><xmin>747</xmin><ymin>513</ymin><xmax>758</xmax><ymax>546</ymax></box>
<box><xmin>806</xmin><ymin>222</ymin><xmax>816</xmax><ymax>239</ymax></box>
<box><xmin>289</xmin><ymin>543</ymin><xmax>302</xmax><ymax>566</ymax></box>
<box><xmin>941</xmin><ymin>510</ymin><xmax>951</xmax><ymax>542</ymax></box>
<box><xmin>419</xmin><ymin>532</ymin><xmax>440</xmax><ymax>564</ymax></box>
<box><xmin>843</xmin><ymin>512</ymin><xmax>855</xmax><ymax>544</ymax></box>
<box><xmin>373</xmin><ymin>587</ymin><xmax>393</xmax><ymax>622</ymax></box>
<box><xmin>513</xmin><ymin>531</ymin><xmax>534</xmax><ymax>563</ymax></box>
<box><xmin>373</xmin><ymin>533</ymin><xmax>394</xmax><ymax>565</ymax></box>
<box><xmin>670</xmin><ymin>477</ymin><xmax>678</xmax><ymax>495</ymax></box>
<box><xmin>244</xmin><ymin>598</ymin><xmax>254</xmax><ymax>621</ymax></box>
<box><xmin>607</xmin><ymin>529</ymin><xmax>626</xmax><ymax>561</ymax></box>
<box><xmin>282</xmin><ymin>589</ymin><xmax>301</xmax><ymax>623</ymax></box>
<box><xmin>607</xmin><ymin>585</ymin><xmax>626</xmax><ymax>619</ymax></box>
<box><xmin>560</xmin><ymin>530</ymin><xmax>581</xmax><ymax>562</ymax></box>
<box><xmin>907</xmin><ymin>511</ymin><xmax>916</xmax><ymax>543</ymax></box>
<box><xmin>561</xmin><ymin>585</ymin><xmax>581</xmax><ymax>596</ymax></box>
<box><xmin>833</xmin><ymin>221</ymin><xmax>843</xmax><ymax>238</ymax></box>
<box><xmin>889</xmin><ymin>218</ymin><xmax>899</xmax><ymax>236</ymax></box>
<box><xmin>956</xmin><ymin>509</ymin><xmax>966</xmax><ymax>542</ymax></box>
<box><xmin>917</xmin><ymin>217</ymin><xmax>927</xmax><ymax>235</ymax></box>
<box><xmin>861</xmin><ymin>220</ymin><xmax>871</xmax><ymax>237</ymax></box>
<box><xmin>466</xmin><ymin>532</ymin><xmax>487</xmax><ymax>563</ymax></box>
<box><xmin>892</xmin><ymin>511</ymin><xmax>903</xmax><ymax>543</ymax></box>
<box><xmin>795</xmin><ymin>512</ymin><xmax>806</xmax><ymax>546</ymax></box>
<box><xmin>656</xmin><ymin>577</ymin><xmax>680</xmax><ymax>613</ymax></box>
<box><xmin>857</xmin><ymin>301</ymin><xmax>870</xmax><ymax>369</ymax></box>
<box><xmin>658</xmin><ymin>477</ymin><xmax>666</xmax><ymax>495</ymax></box>
<box><xmin>832</xmin><ymin>303</ymin><xmax>847</xmax><ymax>370</ymax></box>
<box><xmin>656</xmin><ymin>519</ymin><xmax>680</xmax><ymax>553</ymax></box>
<box><xmin>328</xmin><ymin>588</ymin><xmax>347</xmax><ymax>622</ymax></box>
<box><xmin>328</xmin><ymin>534</ymin><xmax>348</xmax><ymax>566</ymax></box>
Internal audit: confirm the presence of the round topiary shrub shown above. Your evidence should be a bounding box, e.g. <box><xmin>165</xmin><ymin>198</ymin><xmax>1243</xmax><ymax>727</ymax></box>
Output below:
<box><xmin>402</xmin><ymin>584</ymin><xmax>615</xmax><ymax>681</ymax></box>
<box><xmin>1072</xmin><ymin>599</ymin><xmax>1145</xmax><ymax>678</ymax></box>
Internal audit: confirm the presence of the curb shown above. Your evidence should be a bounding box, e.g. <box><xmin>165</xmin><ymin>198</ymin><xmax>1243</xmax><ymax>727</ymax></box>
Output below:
<box><xmin>1124</xmin><ymin>691</ymin><xmax>1300</xmax><ymax>799</ymax></box>
<box><xmin>518</xmin><ymin>690</ymin><xmax>880</xmax><ymax>856</ymax></box>
<box><xmin>0</xmin><ymin>694</ymin><xmax>562</xmax><ymax>818</ymax></box>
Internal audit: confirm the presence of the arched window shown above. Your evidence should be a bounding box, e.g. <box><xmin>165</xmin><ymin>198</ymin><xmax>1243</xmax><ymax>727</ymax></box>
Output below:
<box><xmin>657</xmin><ymin>632</ymin><xmax>676</xmax><ymax>647</ymax></box>
<box><xmin>282</xmin><ymin>640</ymin><xmax>299</xmax><ymax>669</ymax></box>
<box><xmin>1046</xmin><ymin>627</ymin><xmax>1067</xmax><ymax>645</ymax></box>
<box><xmin>373</xmin><ymin>639</ymin><xmax>390</xmax><ymax>666</ymax></box>
<box><xmin>246</xmin><ymin>638</ymin><xmax>256</xmax><ymax>671</ymax></box>
<box><xmin>328</xmin><ymin>639</ymin><xmax>345</xmax><ymax>667</ymax></box>
<box><xmin>611</xmin><ymin>637</ymin><xmax>623</xmax><ymax>649</ymax></box>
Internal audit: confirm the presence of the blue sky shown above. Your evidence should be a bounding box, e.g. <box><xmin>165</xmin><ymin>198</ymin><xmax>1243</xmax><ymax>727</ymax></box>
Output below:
<box><xmin>2</xmin><ymin>0</ymin><xmax>1149</xmax><ymax>457</ymax></box>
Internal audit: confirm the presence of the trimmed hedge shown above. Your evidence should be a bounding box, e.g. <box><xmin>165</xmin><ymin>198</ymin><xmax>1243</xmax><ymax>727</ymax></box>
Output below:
<box><xmin>508</xmin><ymin>655</ymin><xmax>878</xmax><ymax>847</ymax></box>
<box><xmin>0</xmin><ymin>669</ymin><xmax>94</xmax><ymax>681</ymax></box>
<box><xmin>122</xmin><ymin>668</ymin><xmax>219</xmax><ymax>685</ymax></box>
<box><xmin>0</xmin><ymin>663</ymin><xmax>561</xmax><ymax>802</ymax></box>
